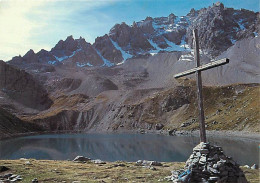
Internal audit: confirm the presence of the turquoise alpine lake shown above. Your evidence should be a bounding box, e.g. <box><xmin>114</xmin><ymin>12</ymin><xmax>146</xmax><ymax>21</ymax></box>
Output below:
<box><xmin>0</xmin><ymin>133</ymin><xmax>258</xmax><ymax>166</ymax></box>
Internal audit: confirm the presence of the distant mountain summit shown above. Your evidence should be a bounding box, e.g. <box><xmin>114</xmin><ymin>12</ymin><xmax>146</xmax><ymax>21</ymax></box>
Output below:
<box><xmin>8</xmin><ymin>3</ymin><xmax>259</xmax><ymax>68</ymax></box>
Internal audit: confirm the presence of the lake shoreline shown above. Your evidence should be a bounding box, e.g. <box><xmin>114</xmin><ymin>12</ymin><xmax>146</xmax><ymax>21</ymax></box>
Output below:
<box><xmin>1</xmin><ymin>131</ymin><xmax>258</xmax><ymax>165</ymax></box>
<box><xmin>1</xmin><ymin>129</ymin><xmax>260</xmax><ymax>141</ymax></box>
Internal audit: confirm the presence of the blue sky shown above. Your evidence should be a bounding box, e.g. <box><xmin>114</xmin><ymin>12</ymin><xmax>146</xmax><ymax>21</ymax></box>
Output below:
<box><xmin>0</xmin><ymin>0</ymin><xmax>259</xmax><ymax>61</ymax></box>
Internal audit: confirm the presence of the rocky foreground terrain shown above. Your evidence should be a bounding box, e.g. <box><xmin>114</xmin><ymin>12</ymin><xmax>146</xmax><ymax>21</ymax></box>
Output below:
<box><xmin>0</xmin><ymin>3</ymin><xmax>259</xmax><ymax>139</ymax></box>
<box><xmin>0</xmin><ymin>159</ymin><xmax>259</xmax><ymax>183</ymax></box>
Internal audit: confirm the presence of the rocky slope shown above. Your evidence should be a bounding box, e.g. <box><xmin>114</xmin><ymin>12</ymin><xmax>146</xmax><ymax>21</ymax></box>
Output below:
<box><xmin>21</xmin><ymin>81</ymin><xmax>259</xmax><ymax>134</ymax></box>
<box><xmin>0</xmin><ymin>61</ymin><xmax>53</xmax><ymax>111</ymax></box>
<box><xmin>0</xmin><ymin>107</ymin><xmax>43</xmax><ymax>139</ymax></box>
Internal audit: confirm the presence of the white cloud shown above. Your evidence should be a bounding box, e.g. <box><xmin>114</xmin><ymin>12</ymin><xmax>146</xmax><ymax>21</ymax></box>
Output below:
<box><xmin>0</xmin><ymin>0</ymin><xmax>49</xmax><ymax>60</ymax></box>
<box><xmin>0</xmin><ymin>0</ymin><xmax>119</xmax><ymax>61</ymax></box>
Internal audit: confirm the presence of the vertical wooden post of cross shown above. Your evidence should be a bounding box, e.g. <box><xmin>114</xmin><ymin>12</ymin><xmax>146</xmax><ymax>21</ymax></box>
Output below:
<box><xmin>193</xmin><ymin>29</ymin><xmax>207</xmax><ymax>142</ymax></box>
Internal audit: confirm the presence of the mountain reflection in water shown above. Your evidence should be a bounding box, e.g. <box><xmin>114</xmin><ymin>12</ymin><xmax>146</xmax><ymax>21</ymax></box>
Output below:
<box><xmin>0</xmin><ymin>133</ymin><xmax>258</xmax><ymax>165</ymax></box>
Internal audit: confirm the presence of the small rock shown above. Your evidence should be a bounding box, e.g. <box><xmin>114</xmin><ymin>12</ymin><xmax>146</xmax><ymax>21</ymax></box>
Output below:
<box><xmin>25</xmin><ymin>161</ymin><xmax>31</xmax><ymax>165</ymax></box>
<box><xmin>91</xmin><ymin>159</ymin><xmax>106</xmax><ymax>164</ymax></box>
<box><xmin>128</xmin><ymin>112</ymin><xmax>134</xmax><ymax>117</ymax></box>
<box><xmin>19</xmin><ymin>158</ymin><xmax>27</xmax><ymax>160</ymax></box>
<box><xmin>32</xmin><ymin>178</ymin><xmax>38</xmax><ymax>183</ymax></box>
<box><xmin>114</xmin><ymin>163</ymin><xmax>126</xmax><ymax>167</ymax></box>
<box><xmin>155</xmin><ymin>123</ymin><xmax>164</xmax><ymax>130</ymax></box>
<box><xmin>200</xmin><ymin>149</ymin><xmax>209</xmax><ymax>154</ymax></box>
<box><xmin>243</xmin><ymin>165</ymin><xmax>250</xmax><ymax>169</ymax></box>
<box><xmin>216</xmin><ymin>109</ymin><xmax>222</xmax><ymax>114</ymax></box>
<box><xmin>136</xmin><ymin>160</ymin><xmax>162</xmax><ymax>166</ymax></box>
<box><xmin>136</xmin><ymin>160</ymin><xmax>144</xmax><ymax>165</ymax></box>
<box><xmin>207</xmin><ymin>166</ymin><xmax>219</xmax><ymax>174</ymax></box>
<box><xmin>199</xmin><ymin>156</ymin><xmax>207</xmax><ymax>164</ymax></box>
<box><xmin>209</xmin><ymin>176</ymin><xmax>219</xmax><ymax>181</ymax></box>
<box><xmin>3</xmin><ymin>173</ymin><xmax>12</xmax><ymax>178</ymax></box>
<box><xmin>10</xmin><ymin>174</ymin><xmax>18</xmax><ymax>179</ymax></box>
<box><xmin>11</xmin><ymin>178</ymin><xmax>18</xmax><ymax>182</ymax></box>
<box><xmin>150</xmin><ymin>166</ymin><xmax>156</xmax><ymax>170</ymax></box>
<box><xmin>212</xmin><ymin>120</ymin><xmax>218</xmax><ymax>125</ymax></box>
<box><xmin>16</xmin><ymin>175</ymin><xmax>22</xmax><ymax>181</ymax></box>
<box><xmin>140</xmin><ymin>129</ymin><xmax>145</xmax><ymax>134</ymax></box>
<box><xmin>150</xmin><ymin>161</ymin><xmax>162</xmax><ymax>166</ymax></box>
<box><xmin>168</xmin><ymin>129</ymin><xmax>176</xmax><ymax>136</ymax></box>
<box><xmin>73</xmin><ymin>156</ymin><xmax>91</xmax><ymax>162</ymax></box>
<box><xmin>180</xmin><ymin>121</ymin><xmax>192</xmax><ymax>128</ymax></box>
<box><xmin>251</xmin><ymin>164</ymin><xmax>258</xmax><ymax>169</ymax></box>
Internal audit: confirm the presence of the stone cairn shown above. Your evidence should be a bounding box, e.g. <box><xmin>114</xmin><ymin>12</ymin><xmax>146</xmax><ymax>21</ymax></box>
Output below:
<box><xmin>168</xmin><ymin>142</ymin><xmax>248</xmax><ymax>183</ymax></box>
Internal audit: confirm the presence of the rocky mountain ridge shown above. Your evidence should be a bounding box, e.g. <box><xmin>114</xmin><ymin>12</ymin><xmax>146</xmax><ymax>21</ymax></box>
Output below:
<box><xmin>8</xmin><ymin>3</ymin><xmax>259</xmax><ymax>68</ymax></box>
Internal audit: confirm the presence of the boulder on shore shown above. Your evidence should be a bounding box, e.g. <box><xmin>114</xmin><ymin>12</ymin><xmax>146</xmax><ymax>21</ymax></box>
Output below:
<box><xmin>73</xmin><ymin>156</ymin><xmax>91</xmax><ymax>162</ymax></box>
<box><xmin>136</xmin><ymin>160</ymin><xmax>162</xmax><ymax>166</ymax></box>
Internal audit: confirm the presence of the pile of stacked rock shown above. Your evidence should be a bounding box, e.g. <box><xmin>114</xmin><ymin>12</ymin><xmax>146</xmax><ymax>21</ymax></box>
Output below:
<box><xmin>168</xmin><ymin>142</ymin><xmax>248</xmax><ymax>183</ymax></box>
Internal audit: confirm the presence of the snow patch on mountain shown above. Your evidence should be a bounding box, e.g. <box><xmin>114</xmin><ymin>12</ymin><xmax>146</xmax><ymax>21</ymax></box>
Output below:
<box><xmin>164</xmin><ymin>38</ymin><xmax>188</xmax><ymax>52</ymax></box>
<box><xmin>237</xmin><ymin>19</ymin><xmax>246</xmax><ymax>30</ymax></box>
<box><xmin>179</xmin><ymin>36</ymin><xmax>190</xmax><ymax>49</ymax></box>
<box><xmin>76</xmin><ymin>62</ymin><xmax>93</xmax><ymax>67</ymax></box>
<box><xmin>230</xmin><ymin>37</ymin><xmax>237</xmax><ymax>44</ymax></box>
<box><xmin>54</xmin><ymin>55</ymin><xmax>69</xmax><ymax>62</ymax></box>
<box><xmin>147</xmin><ymin>39</ymin><xmax>161</xmax><ymax>55</ymax></box>
<box><xmin>53</xmin><ymin>48</ymin><xmax>81</xmax><ymax>62</ymax></box>
<box><xmin>110</xmin><ymin>39</ymin><xmax>132</xmax><ymax>61</ymax></box>
<box><xmin>48</xmin><ymin>61</ymin><xmax>57</xmax><ymax>65</ymax></box>
<box><xmin>152</xmin><ymin>16</ymin><xmax>189</xmax><ymax>36</ymax></box>
<box><xmin>147</xmin><ymin>36</ymin><xmax>190</xmax><ymax>56</ymax></box>
<box><xmin>95</xmin><ymin>49</ymin><xmax>114</xmax><ymax>67</ymax></box>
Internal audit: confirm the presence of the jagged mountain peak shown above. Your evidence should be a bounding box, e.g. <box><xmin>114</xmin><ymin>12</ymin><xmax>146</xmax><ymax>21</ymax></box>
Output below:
<box><xmin>24</xmin><ymin>49</ymin><xmax>36</xmax><ymax>57</ymax></box>
<box><xmin>22</xmin><ymin>49</ymin><xmax>38</xmax><ymax>63</ymax></box>
<box><xmin>37</xmin><ymin>49</ymin><xmax>48</xmax><ymax>54</ymax></box>
<box><xmin>145</xmin><ymin>16</ymin><xmax>153</xmax><ymax>21</ymax></box>
<box><xmin>52</xmin><ymin>35</ymin><xmax>78</xmax><ymax>52</ymax></box>
<box><xmin>186</xmin><ymin>3</ymin><xmax>258</xmax><ymax>55</ymax></box>
<box><xmin>213</xmin><ymin>2</ymin><xmax>224</xmax><ymax>8</ymax></box>
<box><xmin>65</xmin><ymin>35</ymin><xmax>74</xmax><ymax>41</ymax></box>
<box><xmin>7</xmin><ymin>3</ymin><xmax>259</xmax><ymax>68</ymax></box>
<box><xmin>186</xmin><ymin>8</ymin><xmax>199</xmax><ymax>17</ymax></box>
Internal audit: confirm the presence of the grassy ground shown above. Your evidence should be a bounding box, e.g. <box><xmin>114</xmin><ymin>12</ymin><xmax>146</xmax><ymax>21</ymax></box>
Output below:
<box><xmin>0</xmin><ymin>160</ymin><xmax>259</xmax><ymax>183</ymax></box>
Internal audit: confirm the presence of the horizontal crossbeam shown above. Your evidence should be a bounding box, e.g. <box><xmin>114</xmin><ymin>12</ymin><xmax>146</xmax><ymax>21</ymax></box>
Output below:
<box><xmin>174</xmin><ymin>58</ymin><xmax>229</xmax><ymax>78</ymax></box>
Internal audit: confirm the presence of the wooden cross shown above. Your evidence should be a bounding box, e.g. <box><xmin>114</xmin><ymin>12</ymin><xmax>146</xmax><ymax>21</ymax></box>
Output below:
<box><xmin>174</xmin><ymin>29</ymin><xmax>229</xmax><ymax>142</ymax></box>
